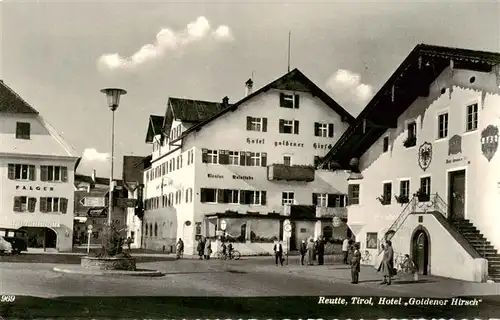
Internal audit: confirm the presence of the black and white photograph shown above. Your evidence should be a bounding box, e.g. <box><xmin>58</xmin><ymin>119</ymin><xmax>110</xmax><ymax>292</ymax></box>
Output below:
<box><xmin>0</xmin><ymin>0</ymin><xmax>500</xmax><ymax>318</ymax></box>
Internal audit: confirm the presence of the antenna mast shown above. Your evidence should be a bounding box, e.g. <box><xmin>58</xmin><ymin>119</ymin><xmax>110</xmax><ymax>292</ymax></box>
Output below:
<box><xmin>287</xmin><ymin>31</ymin><xmax>291</xmax><ymax>72</ymax></box>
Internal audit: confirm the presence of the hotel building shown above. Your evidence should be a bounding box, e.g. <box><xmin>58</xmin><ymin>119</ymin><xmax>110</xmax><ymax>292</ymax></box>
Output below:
<box><xmin>140</xmin><ymin>69</ymin><xmax>356</xmax><ymax>255</ymax></box>
<box><xmin>321</xmin><ymin>44</ymin><xmax>500</xmax><ymax>282</ymax></box>
<box><xmin>0</xmin><ymin>80</ymin><xmax>79</xmax><ymax>252</ymax></box>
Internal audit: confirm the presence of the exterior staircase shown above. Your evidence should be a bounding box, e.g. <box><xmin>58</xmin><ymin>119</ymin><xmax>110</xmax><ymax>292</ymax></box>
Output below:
<box><xmin>451</xmin><ymin>219</ymin><xmax>500</xmax><ymax>282</ymax></box>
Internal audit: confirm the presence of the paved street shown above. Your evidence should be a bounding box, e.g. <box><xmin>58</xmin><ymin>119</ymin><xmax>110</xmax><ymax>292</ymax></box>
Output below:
<box><xmin>1</xmin><ymin>255</ymin><xmax>500</xmax><ymax>318</ymax></box>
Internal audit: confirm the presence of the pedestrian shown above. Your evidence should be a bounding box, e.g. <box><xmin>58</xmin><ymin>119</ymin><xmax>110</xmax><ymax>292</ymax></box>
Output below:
<box><xmin>350</xmin><ymin>243</ymin><xmax>361</xmax><ymax>284</ymax></box>
<box><xmin>197</xmin><ymin>238</ymin><xmax>204</xmax><ymax>259</ymax></box>
<box><xmin>400</xmin><ymin>254</ymin><xmax>418</xmax><ymax>281</ymax></box>
<box><xmin>312</xmin><ymin>238</ymin><xmax>318</xmax><ymax>262</ymax></box>
<box><xmin>378</xmin><ymin>240</ymin><xmax>396</xmax><ymax>285</ymax></box>
<box><xmin>317</xmin><ymin>236</ymin><xmax>325</xmax><ymax>265</ymax></box>
<box><xmin>204</xmin><ymin>238</ymin><xmax>212</xmax><ymax>260</ymax></box>
<box><xmin>299</xmin><ymin>240</ymin><xmax>307</xmax><ymax>265</ymax></box>
<box><xmin>273</xmin><ymin>241</ymin><xmax>284</xmax><ymax>266</ymax></box>
<box><xmin>306</xmin><ymin>237</ymin><xmax>315</xmax><ymax>265</ymax></box>
<box><xmin>342</xmin><ymin>237</ymin><xmax>350</xmax><ymax>264</ymax></box>
<box><xmin>176</xmin><ymin>238</ymin><xmax>184</xmax><ymax>259</ymax></box>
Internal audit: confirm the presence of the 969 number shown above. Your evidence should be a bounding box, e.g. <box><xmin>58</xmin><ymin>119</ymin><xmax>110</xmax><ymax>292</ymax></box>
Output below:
<box><xmin>1</xmin><ymin>295</ymin><xmax>15</xmax><ymax>303</ymax></box>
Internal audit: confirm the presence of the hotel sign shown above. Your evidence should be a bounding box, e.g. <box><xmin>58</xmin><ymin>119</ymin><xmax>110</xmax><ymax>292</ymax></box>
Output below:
<box><xmin>274</xmin><ymin>140</ymin><xmax>304</xmax><ymax>147</ymax></box>
<box><xmin>207</xmin><ymin>173</ymin><xmax>224</xmax><ymax>179</ymax></box>
<box><xmin>16</xmin><ymin>185</ymin><xmax>54</xmax><ymax>191</ymax></box>
<box><xmin>232</xmin><ymin>175</ymin><xmax>253</xmax><ymax>180</ymax></box>
<box><xmin>247</xmin><ymin>138</ymin><xmax>265</xmax><ymax>144</ymax></box>
<box><xmin>13</xmin><ymin>220</ymin><xmax>60</xmax><ymax>228</ymax></box>
<box><xmin>313</xmin><ymin>143</ymin><xmax>333</xmax><ymax>150</ymax></box>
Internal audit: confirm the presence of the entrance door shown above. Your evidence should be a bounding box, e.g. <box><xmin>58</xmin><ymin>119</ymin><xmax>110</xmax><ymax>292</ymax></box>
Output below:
<box><xmin>448</xmin><ymin>170</ymin><xmax>466</xmax><ymax>220</ymax></box>
<box><xmin>290</xmin><ymin>222</ymin><xmax>297</xmax><ymax>251</ymax></box>
<box><xmin>412</xmin><ymin>231</ymin><xmax>429</xmax><ymax>275</ymax></box>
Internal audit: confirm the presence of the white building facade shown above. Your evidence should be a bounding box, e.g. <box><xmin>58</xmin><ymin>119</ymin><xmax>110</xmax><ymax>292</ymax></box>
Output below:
<box><xmin>141</xmin><ymin>69</ymin><xmax>355</xmax><ymax>255</ymax></box>
<box><xmin>322</xmin><ymin>44</ymin><xmax>500</xmax><ymax>283</ymax></box>
<box><xmin>0</xmin><ymin>81</ymin><xmax>79</xmax><ymax>252</ymax></box>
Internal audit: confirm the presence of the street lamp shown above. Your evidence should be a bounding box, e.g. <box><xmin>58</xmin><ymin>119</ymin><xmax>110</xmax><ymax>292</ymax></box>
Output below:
<box><xmin>100</xmin><ymin>88</ymin><xmax>127</xmax><ymax>226</ymax></box>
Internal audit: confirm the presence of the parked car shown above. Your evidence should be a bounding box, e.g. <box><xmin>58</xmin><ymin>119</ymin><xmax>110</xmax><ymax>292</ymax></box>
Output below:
<box><xmin>0</xmin><ymin>228</ymin><xmax>28</xmax><ymax>254</ymax></box>
<box><xmin>0</xmin><ymin>236</ymin><xmax>13</xmax><ymax>254</ymax></box>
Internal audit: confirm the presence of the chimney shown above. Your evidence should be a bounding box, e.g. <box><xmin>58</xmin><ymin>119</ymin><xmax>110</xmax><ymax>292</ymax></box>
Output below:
<box><xmin>222</xmin><ymin>96</ymin><xmax>229</xmax><ymax>106</ymax></box>
<box><xmin>91</xmin><ymin>169</ymin><xmax>96</xmax><ymax>182</ymax></box>
<box><xmin>245</xmin><ymin>78</ymin><xmax>254</xmax><ymax>97</ymax></box>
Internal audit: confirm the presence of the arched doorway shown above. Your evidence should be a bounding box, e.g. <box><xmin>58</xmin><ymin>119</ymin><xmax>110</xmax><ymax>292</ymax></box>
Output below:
<box><xmin>412</xmin><ymin>230</ymin><xmax>429</xmax><ymax>275</ymax></box>
<box><xmin>20</xmin><ymin>227</ymin><xmax>57</xmax><ymax>249</ymax></box>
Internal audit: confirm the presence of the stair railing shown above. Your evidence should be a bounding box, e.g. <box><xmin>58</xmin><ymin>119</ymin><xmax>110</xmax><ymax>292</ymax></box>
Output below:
<box><xmin>432</xmin><ymin>193</ymin><xmax>449</xmax><ymax>219</ymax></box>
<box><xmin>377</xmin><ymin>196</ymin><xmax>417</xmax><ymax>255</ymax></box>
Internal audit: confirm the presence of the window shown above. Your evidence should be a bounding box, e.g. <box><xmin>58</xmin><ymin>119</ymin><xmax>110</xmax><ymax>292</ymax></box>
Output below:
<box><xmin>279</xmin><ymin>93</ymin><xmax>299</xmax><ymax>109</ymax></box>
<box><xmin>400</xmin><ymin>180</ymin><xmax>410</xmax><ymax>198</ymax></box>
<box><xmin>437</xmin><ymin>113</ymin><xmax>449</xmax><ymax>139</ymax></box>
<box><xmin>283</xmin><ymin>155</ymin><xmax>292</xmax><ymax>166</ymax></box>
<box><xmin>382</xmin><ymin>183</ymin><xmax>392</xmax><ymax>205</ymax></box>
<box><xmin>40</xmin><ymin>197</ymin><xmax>68</xmax><ymax>213</ymax></box>
<box><xmin>466</xmin><ymin>103</ymin><xmax>478</xmax><ymax>131</ymax></box>
<box><xmin>185</xmin><ymin>188</ymin><xmax>193</xmax><ymax>203</ymax></box>
<box><xmin>161</xmin><ymin>163</ymin><xmax>166</xmax><ymax>175</ymax></box>
<box><xmin>246</xmin><ymin>116</ymin><xmax>268</xmax><ymax>132</ymax></box>
<box><xmin>41</xmin><ymin>166</ymin><xmax>68</xmax><ymax>182</ymax></box>
<box><xmin>13</xmin><ymin>196</ymin><xmax>36</xmax><ymax>213</ymax></box>
<box><xmin>348</xmin><ymin>184</ymin><xmax>360</xmax><ymax>205</ymax></box>
<box><xmin>383</xmin><ymin>137</ymin><xmax>389</xmax><ymax>153</ymax></box>
<box><xmin>404</xmin><ymin>121</ymin><xmax>417</xmax><ymax>147</ymax></box>
<box><xmin>168</xmin><ymin>193</ymin><xmax>173</xmax><ymax>206</ymax></box>
<box><xmin>229</xmin><ymin>151</ymin><xmax>239</xmax><ymax>165</ymax></box>
<box><xmin>176</xmin><ymin>156</ymin><xmax>180</xmax><ymax>169</ymax></box>
<box><xmin>16</xmin><ymin>122</ymin><xmax>31</xmax><ymax>139</ymax></box>
<box><xmin>314</xmin><ymin>193</ymin><xmax>347</xmax><ymax>207</ymax></box>
<box><xmin>316</xmin><ymin>193</ymin><xmax>328</xmax><ymax>207</ymax></box>
<box><xmin>8</xmin><ymin>164</ymin><xmax>35</xmax><ymax>181</ymax></box>
<box><xmin>250</xmin><ymin>152</ymin><xmax>261</xmax><ymax>166</ymax></box>
<box><xmin>218</xmin><ymin>189</ymin><xmax>239</xmax><ymax>204</ymax></box>
<box><xmin>187</xmin><ymin>150</ymin><xmax>194</xmax><ymax>165</ymax></box>
<box><xmin>200</xmin><ymin>188</ymin><xmax>217</xmax><ymax>203</ymax></box>
<box><xmin>190</xmin><ymin>150</ymin><xmax>194</xmax><ymax>164</ymax></box>
<box><xmin>420</xmin><ymin>177</ymin><xmax>431</xmax><ymax>195</ymax></box>
<box><xmin>239</xmin><ymin>190</ymin><xmax>267</xmax><ymax>205</ymax></box>
<box><xmin>282</xmin><ymin>191</ymin><xmax>295</xmax><ymax>205</ymax></box>
<box><xmin>201</xmin><ymin>149</ymin><xmax>218</xmax><ymax>164</ymax></box>
<box><xmin>279</xmin><ymin>119</ymin><xmax>299</xmax><ymax>134</ymax></box>
<box><xmin>314</xmin><ymin>123</ymin><xmax>334</xmax><ymax>138</ymax></box>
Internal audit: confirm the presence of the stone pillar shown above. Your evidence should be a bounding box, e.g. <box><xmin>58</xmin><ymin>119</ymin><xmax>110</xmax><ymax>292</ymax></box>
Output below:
<box><xmin>314</xmin><ymin>220</ymin><xmax>322</xmax><ymax>239</ymax></box>
<box><xmin>245</xmin><ymin>220</ymin><xmax>252</xmax><ymax>243</ymax></box>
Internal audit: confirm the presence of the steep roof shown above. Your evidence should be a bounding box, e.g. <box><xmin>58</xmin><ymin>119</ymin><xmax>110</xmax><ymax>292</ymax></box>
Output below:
<box><xmin>169</xmin><ymin>97</ymin><xmax>227</xmax><ymax>123</ymax></box>
<box><xmin>320</xmin><ymin>44</ymin><xmax>500</xmax><ymax>169</ymax></box>
<box><xmin>169</xmin><ymin>68</ymin><xmax>355</xmax><ymax>143</ymax></box>
<box><xmin>0</xmin><ymin>81</ymin><xmax>39</xmax><ymax>114</ymax></box>
<box><xmin>145</xmin><ymin>115</ymin><xmax>165</xmax><ymax>143</ymax></box>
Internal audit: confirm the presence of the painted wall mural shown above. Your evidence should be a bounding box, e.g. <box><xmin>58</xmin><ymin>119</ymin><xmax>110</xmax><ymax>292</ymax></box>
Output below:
<box><xmin>481</xmin><ymin>125</ymin><xmax>499</xmax><ymax>162</ymax></box>
<box><xmin>446</xmin><ymin>134</ymin><xmax>467</xmax><ymax>164</ymax></box>
<box><xmin>418</xmin><ymin>142</ymin><xmax>432</xmax><ymax>171</ymax></box>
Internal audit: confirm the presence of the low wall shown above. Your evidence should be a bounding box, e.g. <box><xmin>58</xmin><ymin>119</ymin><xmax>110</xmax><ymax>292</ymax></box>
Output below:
<box><xmin>81</xmin><ymin>256</ymin><xmax>136</xmax><ymax>271</ymax></box>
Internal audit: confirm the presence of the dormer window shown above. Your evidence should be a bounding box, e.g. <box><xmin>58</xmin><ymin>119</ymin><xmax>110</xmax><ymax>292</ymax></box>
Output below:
<box><xmin>279</xmin><ymin>93</ymin><xmax>299</xmax><ymax>109</ymax></box>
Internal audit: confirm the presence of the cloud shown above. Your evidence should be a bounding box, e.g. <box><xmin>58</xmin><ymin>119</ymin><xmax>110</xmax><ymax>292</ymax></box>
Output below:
<box><xmin>97</xmin><ymin>17</ymin><xmax>234</xmax><ymax>72</ymax></box>
<box><xmin>325</xmin><ymin>69</ymin><xmax>373</xmax><ymax>107</ymax></box>
<box><xmin>82</xmin><ymin>148</ymin><xmax>109</xmax><ymax>162</ymax></box>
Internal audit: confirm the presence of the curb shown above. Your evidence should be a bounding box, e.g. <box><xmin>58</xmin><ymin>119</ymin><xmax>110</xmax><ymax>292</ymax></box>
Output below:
<box><xmin>53</xmin><ymin>266</ymin><xmax>164</xmax><ymax>277</ymax></box>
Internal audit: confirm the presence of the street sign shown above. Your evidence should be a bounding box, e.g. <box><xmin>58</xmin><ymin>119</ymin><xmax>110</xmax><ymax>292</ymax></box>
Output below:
<box><xmin>116</xmin><ymin>198</ymin><xmax>137</xmax><ymax>208</ymax></box>
<box><xmin>87</xmin><ymin>224</ymin><xmax>93</xmax><ymax>230</ymax></box>
<box><xmin>220</xmin><ymin>220</ymin><xmax>227</xmax><ymax>231</ymax></box>
<box><xmin>80</xmin><ymin>197</ymin><xmax>106</xmax><ymax>207</ymax></box>
<box><xmin>332</xmin><ymin>216</ymin><xmax>341</xmax><ymax>227</ymax></box>
<box><xmin>87</xmin><ymin>229</ymin><xmax>93</xmax><ymax>234</ymax></box>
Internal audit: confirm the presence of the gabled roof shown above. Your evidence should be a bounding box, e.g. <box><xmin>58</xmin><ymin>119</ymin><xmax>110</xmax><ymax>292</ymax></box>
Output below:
<box><xmin>0</xmin><ymin>81</ymin><xmax>39</xmax><ymax>114</ymax></box>
<box><xmin>145</xmin><ymin>115</ymin><xmax>165</xmax><ymax>143</ymax></box>
<box><xmin>169</xmin><ymin>97</ymin><xmax>227</xmax><ymax>123</ymax></box>
<box><xmin>320</xmin><ymin>44</ymin><xmax>500</xmax><ymax>169</ymax></box>
<box><xmin>170</xmin><ymin>68</ymin><xmax>356</xmax><ymax>143</ymax></box>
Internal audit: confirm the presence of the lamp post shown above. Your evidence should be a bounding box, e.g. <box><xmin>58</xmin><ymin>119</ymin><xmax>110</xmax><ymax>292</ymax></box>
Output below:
<box><xmin>100</xmin><ymin>88</ymin><xmax>127</xmax><ymax>226</ymax></box>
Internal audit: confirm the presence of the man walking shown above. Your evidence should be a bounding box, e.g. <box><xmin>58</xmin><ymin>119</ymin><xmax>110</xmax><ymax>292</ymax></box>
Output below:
<box><xmin>299</xmin><ymin>240</ymin><xmax>307</xmax><ymax>265</ymax></box>
<box><xmin>317</xmin><ymin>236</ymin><xmax>325</xmax><ymax>265</ymax></box>
<box><xmin>273</xmin><ymin>241</ymin><xmax>284</xmax><ymax>266</ymax></box>
<box><xmin>351</xmin><ymin>243</ymin><xmax>361</xmax><ymax>284</ymax></box>
<box><xmin>342</xmin><ymin>237</ymin><xmax>350</xmax><ymax>264</ymax></box>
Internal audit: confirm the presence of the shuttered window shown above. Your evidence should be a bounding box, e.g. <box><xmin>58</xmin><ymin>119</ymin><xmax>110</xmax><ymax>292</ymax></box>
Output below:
<box><xmin>279</xmin><ymin>93</ymin><xmax>300</xmax><ymax>109</ymax></box>
<box><xmin>347</xmin><ymin>185</ymin><xmax>360</xmax><ymax>205</ymax></box>
<box><xmin>8</xmin><ymin>164</ymin><xmax>35</xmax><ymax>181</ymax></box>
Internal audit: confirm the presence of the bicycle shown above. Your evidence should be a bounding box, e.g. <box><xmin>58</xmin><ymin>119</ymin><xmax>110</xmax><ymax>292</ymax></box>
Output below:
<box><xmin>215</xmin><ymin>250</ymin><xmax>241</xmax><ymax>260</ymax></box>
<box><xmin>360</xmin><ymin>250</ymin><xmax>372</xmax><ymax>263</ymax></box>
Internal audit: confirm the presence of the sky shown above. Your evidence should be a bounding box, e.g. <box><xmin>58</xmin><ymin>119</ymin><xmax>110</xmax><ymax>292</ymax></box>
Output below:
<box><xmin>1</xmin><ymin>0</ymin><xmax>499</xmax><ymax>179</ymax></box>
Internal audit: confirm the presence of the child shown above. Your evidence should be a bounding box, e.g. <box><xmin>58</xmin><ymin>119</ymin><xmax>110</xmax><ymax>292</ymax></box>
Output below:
<box><xmin>400</xmin><ymin>254</ymin><xmax>418</xmax><ymax>281</ymax></box>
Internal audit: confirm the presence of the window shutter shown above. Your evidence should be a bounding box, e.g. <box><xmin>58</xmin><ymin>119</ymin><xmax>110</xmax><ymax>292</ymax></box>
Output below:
<box><xmin>347</xmin><ymin>185</ymin><xmax>353</xmax><ymax>206</ymax></box>
<box><xmin>294</xmin><ymin>94</ymin><xmax>300</xmax><ymax>109</ymax></box>
<box><xmin>240</xmin><ymin>151</ymin><xmax>246</xmax><ymax>166</ymax></box>
<box><xmin>13</xmin><ymin>197</ymin><xmax>21</xmax><ymax>212</ymax></box>
<box><xmin>262</xmin><ymin>118</ymin><xmax>268</xmax><ymax>132</ymax></box>
<box><xmin>293</xmin><ymin>120</ymin><xmax>299</xmax><ymax>135</ymax></box>
<box><xmin>314</xmin><ymin>123</ymin><xmax>320</xmax><ymax>136</ymax></box>
<box><xmin>279</xmin><ymin>119</ymin><xmax>285</xmax><ymax>133</ymax></box>
<box><xmin>328</xmin><ymin>123</ymin><xmax>334</xmax><ymax>138</ymax></box>
<box><xmin>246</xmin><ymin>116</ymin><xmax>252</xmax><ymax>131</ymax></box>
<box><xmin>41</xmin><ymin>166</ymin><xmax>48</xmax><ymax>182</ymax></box>
<box><xmin>327</xmin><ymin>194</ymin><xmax>335</xmax><ymax>207</ymax></box>
<box><xmin>200</xmin><ymin>188</ymin><xmax>207</xmax><ymax>203</ymax></box>
<box><xmin>247</xmin><ymin>191</ymin><xmax>253</xmax><ymax>204</ymax></box>
<box><xmin>8</xmin><ymin>164</ymin><xmax>15</xmax><ymax>180</ymax></box>
<box><xmin>201</xmin><ymin>149</ymin><xmax>208</xmax><ymax>163</ymax></box>
<box><xmin>246</xmin><ymin>152</ymin><xmax>252</xmax><ymax>166</ymax></box>
<box><xmin>261</xmin><ymin>191</ymin><xmax>267</xmax><ymax>205</ymax></box>
<box><xmin>261</xmin><ymin>153</ymin><xmax>267</xmax><ymax>167</ymax></box>
<box><xmin>239</xmin><ymin>190</ymin><xmax>247</xmax><ymax>204</ymax></box>
<box><xmin>312</xmin><ymin>193</ymin><xmax>318</xmax><ymax>206</ymax></box>
<box><xmin>61</xmin><ymin>198</ymin><xmax>68</xmax><ymax>214</ymax></box>
<box><xmin>223</xmin><ymin>190</ymin><xmax>230</xmax><ymax>203</ymax></box>
<box><xmin>40</xmin><ymin>197</ymin><xmax>47</xmax><ymax>213</ymax></box>
<box><xmin>222</xmin><ymin>150</ymin><xmax>230</xmax><ymax>164</ymax></box>
<box><xmin>279</xmin><ymin>93</ymin><xmax>285</xmax><ymax>107</ymax></box>
<box><xmin>217</xmin><ymin>189</ymin><xmax>224</xmax><ymax>203</ymax></box>
<box><xmin>28</xmin><ymin>197</ymin><xmax>36</xmax><ymax>212</ymax></box>
<box><xmin>28</xmin><ymin>165</ymin><xmax>35</xmax><ymax>181</ymax></box>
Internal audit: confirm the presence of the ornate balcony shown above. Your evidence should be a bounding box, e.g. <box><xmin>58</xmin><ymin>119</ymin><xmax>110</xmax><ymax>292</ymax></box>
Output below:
<box><xmin>315</xmin><ymin>207</ymin><xmax>347</xmax><ymax>219</ymax></box>
<box><xmin>267</xmin><ymin>164</ymin><xmax>315</xmax><ymax>182</ymax></box>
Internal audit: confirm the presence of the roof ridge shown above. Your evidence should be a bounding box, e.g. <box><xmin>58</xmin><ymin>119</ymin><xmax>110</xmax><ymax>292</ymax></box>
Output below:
<box><xmin>169</xmin><ymin>96</ymin><xmax>224</xmax><ymax>104</ymax></box>
<box><xmin>0</xmin><ymin>81</ymin><xmax>39</xmax><ymax>114</ymax></box>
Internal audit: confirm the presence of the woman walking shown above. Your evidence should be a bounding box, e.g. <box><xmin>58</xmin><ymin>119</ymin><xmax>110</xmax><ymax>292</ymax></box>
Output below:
<box><xmin>306</xmin><ymin>237</ymin><xmax>315</xmax><ymax>265</ymax></box>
